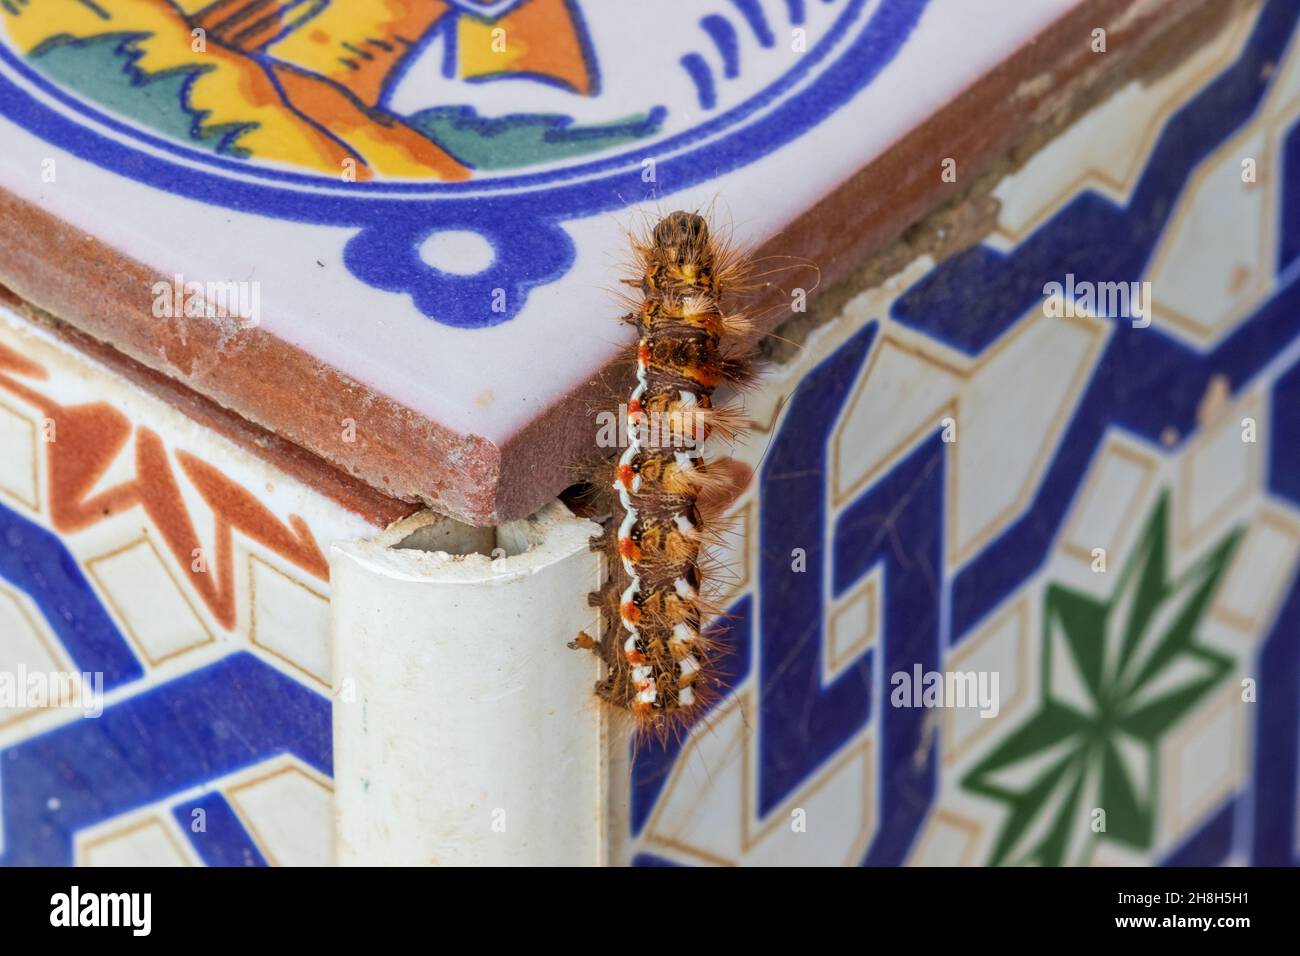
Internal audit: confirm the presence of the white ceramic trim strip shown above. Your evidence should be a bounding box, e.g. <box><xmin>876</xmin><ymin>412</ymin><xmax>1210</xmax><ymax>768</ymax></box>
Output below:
<box><xmin>330</xmin><ymin>501</ymin><xmax>605</xmax><ymax>866</ymax></box>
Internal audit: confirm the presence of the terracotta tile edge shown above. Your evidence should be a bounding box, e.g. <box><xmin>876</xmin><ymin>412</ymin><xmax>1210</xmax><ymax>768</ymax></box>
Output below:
<box><xmin>0</xmin><ymin>187</ymin><xmax>507</xmax><ymax>523</ymax></box>
<box><xmin>0</xmin><ymin>281</ymin><xmax>422</xmax><ymax>528</ymax></box>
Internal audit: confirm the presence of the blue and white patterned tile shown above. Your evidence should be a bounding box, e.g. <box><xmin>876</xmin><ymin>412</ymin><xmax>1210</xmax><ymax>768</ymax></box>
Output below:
<box><xmin>0</xmin><ymin>305</ymin><xmax>375</xmax><ymax>866</ymax></box>
<box><xmin>615</xmin><ymin>0</ymin><xmax>1300</xmax><ymax>866</ymax></box>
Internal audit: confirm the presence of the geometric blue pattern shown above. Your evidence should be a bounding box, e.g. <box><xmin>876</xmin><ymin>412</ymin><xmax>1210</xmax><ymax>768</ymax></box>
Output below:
<box><xmin>172</xmin><ymin>792</ymin><xmax>269</xmax><ymax>868</ymax></box>
<box><xmin>0</xmin><ymin>501</ymin><xmax>140</xmax><ymax>690</ymax></box>
<box><xmin>760</xmin><ymin>321</ymin><xmax>878</xmax><ymax>820</ymax></box>
<box><xmin>837</xmin><ymin>432</ymin><xmax>944</xmax><ymax>865</ymax></box>
<box><xmin>0</xmin><ymin>652</ymin><xmax>329</xmax><ymax>866</ymax></box>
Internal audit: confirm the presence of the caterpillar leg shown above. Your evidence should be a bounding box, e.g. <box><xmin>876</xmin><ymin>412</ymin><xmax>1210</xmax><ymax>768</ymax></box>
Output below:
<box><xmin>568</xmin><ymin>631</ymin><xmax>599</xmax><ymax>652</ymax></box>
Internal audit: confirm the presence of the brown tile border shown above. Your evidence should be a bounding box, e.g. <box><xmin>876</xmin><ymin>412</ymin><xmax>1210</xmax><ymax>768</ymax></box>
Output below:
<box><xmin>0</xmin><ymin>287</ymin><xmax>417</xmax><ymax>529</ymax></box>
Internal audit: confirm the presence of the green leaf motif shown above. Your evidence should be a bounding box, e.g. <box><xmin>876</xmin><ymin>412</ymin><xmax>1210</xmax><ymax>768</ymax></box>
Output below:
<box><xmin>962</xmin><ymin>493</ymin><xmax>1240</xmax><ymax>866</ymax></box>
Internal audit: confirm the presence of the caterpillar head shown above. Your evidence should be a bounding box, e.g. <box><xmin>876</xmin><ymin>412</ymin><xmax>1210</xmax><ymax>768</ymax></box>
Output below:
<box><xmin>650</xmin><ymin>211</ymin><xmax>718</xmax><ymax>293</ymax></box>
<box><xmin>653</xmin><ymin>211</ymin><xmax>711</xmax><ymax>262</ymax></box>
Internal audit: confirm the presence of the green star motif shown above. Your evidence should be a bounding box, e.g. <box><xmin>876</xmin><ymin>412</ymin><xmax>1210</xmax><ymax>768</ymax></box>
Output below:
<box><xmin>962</xmin><ymin>493</ymin><xmax>1241</xmax><ymax>866</ymax></box>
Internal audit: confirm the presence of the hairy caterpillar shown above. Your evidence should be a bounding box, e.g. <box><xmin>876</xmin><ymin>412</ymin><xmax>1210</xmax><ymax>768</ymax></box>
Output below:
<box><xmin>572</xmin><ymin>210</ymin><xmax>756</xmax><ymax>743</ymax></box>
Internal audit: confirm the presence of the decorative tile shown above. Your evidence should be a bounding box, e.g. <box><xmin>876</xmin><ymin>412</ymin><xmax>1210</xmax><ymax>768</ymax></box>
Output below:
<box><xmin>78</xmin><ymin>816</ymin><xmax>194</xmax><ymax>868</ymax></box>
<box><xmin>0</xmin><ymin>582</ymin><xmax>69</xmax><ymax>730</ymax></box>
<box><xmin>824</xmin><ymin>569</ymin><xmax>880</xmax><ymax>686</ymax></box>
<box><xmin>948</xmin><ymin>310</ymin><xmax>1108</xmax><ymax>564</ymax></box>
<box><xmin>0</xmin><ymin>398</ymin><xmax>38</xmax><ymax>511</ymax></box>
<box><xmin>1149</xmin><ymin>127</ymin><xmax>1275</xmax><ymax>344</ymax></box>
<box><xmin>1059</xmin><ymin>438</ymin><xmax>1159</xmax><ymax>568</ymax></box>
<box><xmin>832</xmin><ymin>335</ymin><xmax>961</xmax><ymax>508</ymax></box>
<box><xmin>1176</xmin><ymin>394</ymin><xmax>1261</xmax><ymax>551</ymax></box>
<box><xmin>85</xmin><ymin>537</ymin><xmax>213</xmax><ymax>667</ymax></box>
<box><xmin>642</xmin><ymin>694</ymin><xmax>876</xmax><ymax>867</ymax></box>
<box><xmin>621</xmin><ymin>0</ymin><xmax>1300</xmax><ymax>868</ymax></box>
<box><xmin>0</xmin><ymin>302</ymin><xmax>377</xmax><ymax>866</ymax></box>
<box><xmin>1159</xmin><ymin>683</ymin><xmax>1246</xmax><ymax>848</ymax></box>
<box><xmin>226</xmin><ymin>764</ymin><xmax>333</xmax><ymax>868</ymax></box>
<box><xmin>2</xmin><ymin>0</ymin><xmax>1299</xmax><ymax>870</ymax></box>
<box><xmin>990</xmin><ymin>2</ymin><xmax>1257</xmax><ymax>246</ymax></box>
<box><xmin>0</xmin><ymin>0</ymin><xmax>1103</xmax><ymax>521</ymax></box>
<box><xmin>1211</xmin><ymin>509</ymin><xmax>1300</xmax><ymax>633</ymax></box>
<box><xmin>942</xmin><ymin>596</ymin><xmax>1031</xmax><ymax>765</ymax></box>
<box><xmin>248</xmin><ymin>555</ymin><xmax>332</xmax><ymax>688</ymax></box>
<box><xmin>908</xmin><ymin>810</ymin><xmax>984</xmax><ymax>867</ymax></box>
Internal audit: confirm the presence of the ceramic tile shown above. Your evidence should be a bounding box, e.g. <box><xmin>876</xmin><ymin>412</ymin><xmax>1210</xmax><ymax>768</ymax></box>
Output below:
<box><xmin>0</xmin><ymin>0</ymin><xmax>1122</xmax><ymax>522</ymax></box>
<box><xmin>0</xmin><ymin>300</ymin><xmax>377</xmax><ymax>865</ymax></box>
<box><xmin>78</xmin><ymin>816</ymin><xmax>195</xmax><ymax>868</ymax></box>
<box><xmin>612</xmin><ymin>0</ymin><xmax>1300</xmax><ymax>866</ymax></box>
<box><xmin>1</xmin><ymin>0</ymin><xmax>1297</xmax><ymax>869</ymax></box>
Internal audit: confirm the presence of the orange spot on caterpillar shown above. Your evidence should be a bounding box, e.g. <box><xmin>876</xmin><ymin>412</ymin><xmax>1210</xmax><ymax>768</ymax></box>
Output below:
<box><xmin>686</xmin><ymin>365</ymin><xmax>723</xmax><ymax>389</ymax></box>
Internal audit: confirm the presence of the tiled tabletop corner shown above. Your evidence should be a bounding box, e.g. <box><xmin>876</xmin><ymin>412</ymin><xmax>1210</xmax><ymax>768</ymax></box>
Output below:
<box><xmin>0</xmin><ymin>0</ymin><xmax>1118</xmax><ymax>523</ymax></box>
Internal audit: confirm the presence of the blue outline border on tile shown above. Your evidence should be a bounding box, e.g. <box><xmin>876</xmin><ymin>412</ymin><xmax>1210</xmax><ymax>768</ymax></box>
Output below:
<box><xmin>0</xmin><ymin>0</ymin><xmax>929</xmax><ymax>328</ymax></box>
